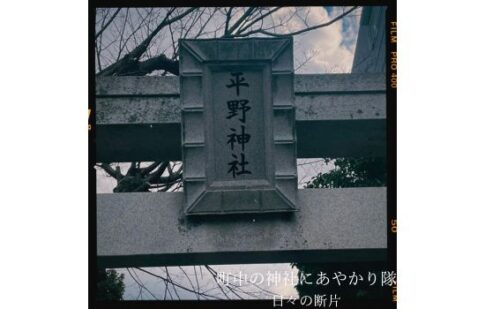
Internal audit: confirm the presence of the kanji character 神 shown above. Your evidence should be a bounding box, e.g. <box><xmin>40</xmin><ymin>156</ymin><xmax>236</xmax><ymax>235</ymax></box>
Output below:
<box><xmin>227</xmin><ymin>126</ymin><xmax>251</xmax><ymax>151</ymax></box>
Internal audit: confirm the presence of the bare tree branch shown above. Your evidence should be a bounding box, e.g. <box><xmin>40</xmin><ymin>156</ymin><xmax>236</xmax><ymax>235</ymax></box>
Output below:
<box><xmin>223</xmin><ymin>7</ymin><xmax>233</xmax><ymax>36</ymax></box>
<box><xmin>95</xmin><ymin>8</ymin><xmax>122</xmax><ymax>39</ymax></box>
<box><xmin>140</xmin><ymin>161</ymin><xmax>163</xmax><ymax>176</ymax></box>
<box><xmin>134</xmin><ymin>267</ymin><xmax>222</xmax><ymax>299</ymax></box>
<box><xmin>126</xmin><ymin>268</ymin><xmax>159</xmax><ymax>300</ymax></box>
<box><xmin>97</xmin><ymin>7</ymin><xmax>197</xmax><ymax>77</ymax></box>
<box><xmin>235</xmin><ymin>7</ymin><xmax>282</xmax><ymax>35</ymax></box>
<box><xmin>225</xmin><ymin>7</ymin><xmax>256</xmax><ymax>36</ymax></box>
<box><xmin>96</xmin><ymin>163</ymin><xmax>122</xmax><ymax>181</ymax></box>
<box><xmin>96</xmin><ymin>6</ymin><xmax>363</xmax><ymax>299</ymax></box>
<box><xmin>253</xmin><ymin>6</ymin><xmax>359</xmax><ymax>37</ymax></box>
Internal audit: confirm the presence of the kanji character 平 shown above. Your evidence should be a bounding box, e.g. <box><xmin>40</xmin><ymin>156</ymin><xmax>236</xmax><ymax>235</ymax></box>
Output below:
<box><xmin>226</xmin><ymin>72</ymin><xmax>249</xmax><ymax>96</ymax></box>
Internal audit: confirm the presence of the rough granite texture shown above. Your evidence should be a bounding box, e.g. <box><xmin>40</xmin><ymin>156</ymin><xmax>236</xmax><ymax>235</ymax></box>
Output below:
<box><xmin>97</xmin><ymin>188</ymin><xmax>386</xmax><ymax>266</ymax></box>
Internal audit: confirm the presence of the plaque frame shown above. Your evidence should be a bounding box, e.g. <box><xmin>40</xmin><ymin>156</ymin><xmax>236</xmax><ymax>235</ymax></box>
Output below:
<box><xmin>180</xmin><ymin>37</ymin><xmax>297</xmax><ymax>215</ymax></box>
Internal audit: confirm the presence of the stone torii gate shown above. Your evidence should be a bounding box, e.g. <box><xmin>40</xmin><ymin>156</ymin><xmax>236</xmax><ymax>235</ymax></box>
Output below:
<box><xmin>95</xmin><ymin>38</ymin><xmax>387</xmax><ymax>269</ymax></box>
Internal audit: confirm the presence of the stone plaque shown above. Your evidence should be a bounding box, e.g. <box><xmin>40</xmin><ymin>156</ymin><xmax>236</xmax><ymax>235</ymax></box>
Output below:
<box><xmin>180</xmin><ymin>38</ymin><xmax>297</xmax><ymax>215</ymax></box>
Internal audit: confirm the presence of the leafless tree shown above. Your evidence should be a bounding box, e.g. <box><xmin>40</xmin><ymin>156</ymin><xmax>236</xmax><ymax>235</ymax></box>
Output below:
<box><xmin>95</xmin><ymin>6</ymin><xmax>359</xmax><ymax>195</ymax></box>
<box><xmin>95</xmin><ymin>6</ymin><xmax>360</xmax><ymax>300</ymax></box>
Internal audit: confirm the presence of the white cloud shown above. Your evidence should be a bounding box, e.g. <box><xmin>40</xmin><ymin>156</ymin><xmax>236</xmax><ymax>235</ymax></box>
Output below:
<box><xmin>291</xmin><ymin>7</ymin><xmax>361</xmax><ymax>73</ymax></box>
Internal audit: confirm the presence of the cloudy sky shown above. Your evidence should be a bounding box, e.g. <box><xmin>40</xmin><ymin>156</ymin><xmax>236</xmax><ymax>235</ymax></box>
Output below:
<box><xmin>96</xmin><ymin>6</ymin><xmax>362</xmax><ymax>300</ymax></box>
<box><xmin>96</xmin><ymin>7</ymin><xmax>362</xmax><ymax>75</ymax></box>
<box><xmin>96</xmin><ymin>6</ymin><xmax>362</xmax><ymax>192</ymax></box>
<box><xmin>287</xmin><ymin>6</ymin><xmax>362</xmax><ymax>73</ymax></box>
